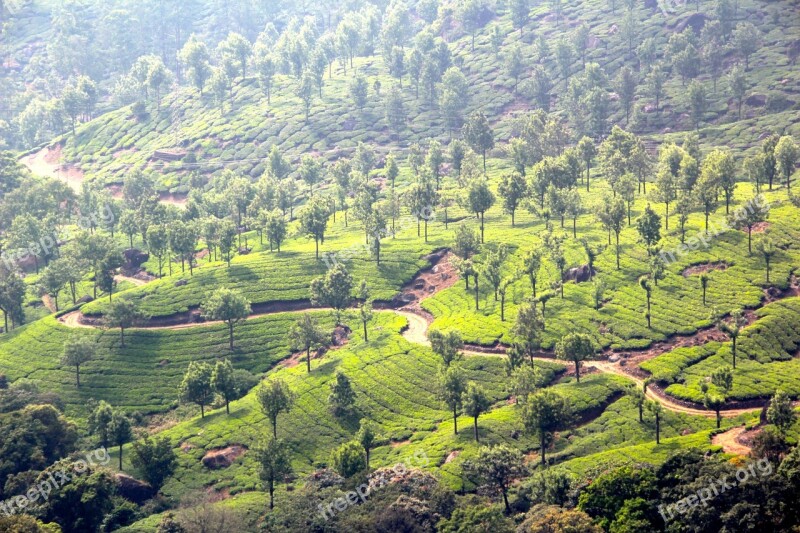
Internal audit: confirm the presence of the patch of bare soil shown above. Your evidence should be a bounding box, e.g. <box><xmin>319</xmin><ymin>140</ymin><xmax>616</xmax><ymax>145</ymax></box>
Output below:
<box><xmin>712</xmin><ymin>426</ymin><xmax>751</xmax><ymax>456</ymax></box>
<box><xmin>682</xmin><ymin>261</ymin><xmax>730</xmax><ymax>277</ymax></box>
<box><xmin>20</xmin><ymin>143</ymin><xmax>85</xmax><ymax>192</ymax></box>
<box><xmin>390</xmin><ymin>439</ymin><xmax>411</xmax><ymax>448</ymax></box>
<box><xmin>202</xmin><ymin>445</ymin><xmax>248</xmax><ymax>469</ymax></box>
<box><xmin>443</xmin><ymin>450</ymin><xmax>460</xmax><ymax>464</ymax></box>
<box><xmin>113</xmin><ymin>148</ymin><xmax>138</xmax><ymax>158</ymax></box>
<box><xmin>751</xmin><ymin>221</ymin><xmax>771</xmax><ymax>233</ymax></box>
<box><xmin>394</xmin><ymin>250</ymin><xmax>458</xmax><ymax>318</ymax></box>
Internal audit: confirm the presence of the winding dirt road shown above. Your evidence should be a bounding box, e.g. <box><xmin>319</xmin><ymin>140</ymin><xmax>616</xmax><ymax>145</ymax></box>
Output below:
<box><xmin>56</xmin><ymin>256</ymin><xmax>767</xmax><ymax>427</ymax></box>
<box><xmin>711</xmin><ymin>426</ymin><xmax>751</xmax><ymax>455</ymax></box>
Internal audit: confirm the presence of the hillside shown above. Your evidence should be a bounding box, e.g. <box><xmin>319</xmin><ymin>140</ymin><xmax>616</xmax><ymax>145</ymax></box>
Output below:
<box><xmin>1</xmin><ymin>1</ymin><xmax>800</xmax><ymax>532</ymax></box>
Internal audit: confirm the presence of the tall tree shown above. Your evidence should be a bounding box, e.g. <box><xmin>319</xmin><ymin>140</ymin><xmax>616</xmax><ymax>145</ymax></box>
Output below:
<box><xmin>61</xmin><ymin>334</ymin><xmax>97</xmax><ymax>388</ymax></box>
<box><xmin>211</xmin><ymin>359</ymin><xmax>238</xmax><ymax>414</ymax></box>
<box><xmin>775</xmin><ymin>136</ymin><xmax>799</xmax><ymax>191</ymax></box>
<box><xmin>257</xmin><ymin>379</ymin><xmax>294</xmax><ymax>438</ymax></box>
<box><xmin>463</xmin><ymin>382</ymin><xmax>491</xmax><ymax>442</ymax></box>
<box><xmin>328</xmin><ymin>371</ymin><xmax>357</xmax><ymax>417</ymax></box>
<box><xmin>105</xmin><ymin>298</ymin><xmax>145</xmax><ymax>347</ymax></box>
<box><xmin>555</xmin><ymin>333</ymin><xmax>595</xmax><ymax>383</ymax></box>
<box><xmin>463</xmin><ymin>112</ymin><xmax>495</xmax><ymax>171</ymax></box>
<box><xmin>646</xmin><ymin>400</ymin><xmax>664</xmax><ymax>444</ymax></box>
<box><xmin>299</xmin><ymin>196</ymin><xmax>330</xmax><ymax>259</ymax></box>
<box><xmin>180</xmin><ymin>361</ymin><xmax>214</xmax><ymax>418</ymax></box>
<box><xmin>717</xmin><ymin>309</ymin><xmax>747</xmax><ymax>368</ymax></box>
<box><xmin>201</xmin><ymin>288</ymin><xmax>251</xmax><ymax>350</ymax></box>
<box><xmin>498</xmin><ymin>171</ymin><xmax>527</xmax><ymax>226</ymax></box>
<box><xmin>89</xmin><ymin>400</ymin><xmax>114</xmax><ymax>451</ymax></box>
<box><xmin>755</xmin><ymin>236</ymin><xmax>776</xmax><ymax>283</ymax></box>
<box><xmin>109</xmin><ymin>410</ymin><xmax>133</xmax><ymax>470</ymax></box>
<box><xmin>438</xmin><ymin>365</ymin><xmax>467</xmax><ymax>435</ymax></box>
<box><xmin>467</xmin><ymin>178</ymin><xmax>496</xmax><ymax>243</ymax></box>
<box><xmin>522</xmin><ymin>389</ymin><xmax>571</xmax><ymax>465</ymax></box>
<box><xmin>429</xmin><ymin>328</ymin><xmax>464</xmax><ymax>367</ymax></box>
<box><xmin>289</xmin><ymin>312</ymin><xmax>328</xmax><ymax>373</ymax></box>
<box><xmin>767</xmin><ymin>390</ymin><xmax>797</xmax><ymax>435</ymax></box>
<box><xmin>256</xmin><ymin>438</ymin><xmax>293</xmax><ymax>510</ymax></box>
<box><xmin>464</xmin><ymin>445</ymin><xmax>526</xmax><ymax>513</ymax></box>
<box><xmin>310</xmin><ymin>263</ymin><xmax>353</xmax><ymax>324</ymax></box>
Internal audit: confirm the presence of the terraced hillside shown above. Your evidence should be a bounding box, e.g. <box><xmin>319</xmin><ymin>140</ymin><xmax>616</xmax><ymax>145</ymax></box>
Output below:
<box><xmin>2</xmin><ymin>0</ymin><xmax>800</xmax><ymax>532</ymax></box>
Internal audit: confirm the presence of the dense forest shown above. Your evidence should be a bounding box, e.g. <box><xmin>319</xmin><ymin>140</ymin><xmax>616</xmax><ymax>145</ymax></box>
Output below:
<box><xmin>0</xmin><ymin>0</ymin><xmax>799</xmax><ymax>531</ymax></box>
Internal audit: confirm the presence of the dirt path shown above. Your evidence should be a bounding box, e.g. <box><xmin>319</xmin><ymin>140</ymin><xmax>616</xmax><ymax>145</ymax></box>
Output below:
<box><xmin>21</xmin><ymin>144</ymin><xmax>187</xmax><ymax>207</ymax></box>
<box><xmin>114</xmin><ymin>274</ymin><xmax>148</xmax><ymax>287</ymax></box>
<box><xmin>20</xmin><ymin>144</ymin><xmax>85</xmax><ymax>192</ymax></box>
<box><xmin>711</xmin><ymin>426</ymin><xmax>751</xmax><ymax>455</ymax></box>
<box><xmin>55</xmin><ymin>250</ymin><xmax>778</xmax><ymax>420</ymax></box>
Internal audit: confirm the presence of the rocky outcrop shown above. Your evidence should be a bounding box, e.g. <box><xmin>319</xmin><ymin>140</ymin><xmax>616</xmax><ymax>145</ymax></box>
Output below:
<box><xmin>201</xmin><ymin>445</ymin><xmax>247</xmax><ymax>469</ymax></box>
<box><xmin>114</xmin><ymin>473</ymin><xmax>155</xmax><ymax>503</ymax></box>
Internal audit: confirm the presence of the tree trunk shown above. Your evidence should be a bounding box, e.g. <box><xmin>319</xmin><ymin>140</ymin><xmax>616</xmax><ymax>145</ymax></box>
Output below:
<box><xmin>229</xmin><ymin>322</ymin><xmax>234</xmax><ymax>350</ymax></box>
<box><xmin>306</xmin><ymin>347</ymin><xmax>312</xmax><ymax>373</ymax></box>
<box><xmin>119</xmin><ymin>444</ymin><xmax>124</xmax><ymax>470</ymax></box>
<box><xmin>473</xmin><ymin>416</ymin><xmax>479</xmax><ymax>442</ymax></box>
<box><xmin>453</xmin><ymin>407</ymin><xmax>458</xmax><ymax>435</ymax></box>
<box><xmin>655</xmin><ymin>416</ymin><xmax>660</xmax><ymax>444</ymax></box>
<box><xmin>574</xmin><ymin>360</ymin><xmax>580</xmax><ymax>382</ymax></box>
<box><xmin>363</xmin><ymin>320</ymin><xmax>368</xmax><ymax>341</ymax></box>
<box><xmin>540</xmin><ymin>432</ymin><xmax>547</xmax><ymax>465</ymax></box>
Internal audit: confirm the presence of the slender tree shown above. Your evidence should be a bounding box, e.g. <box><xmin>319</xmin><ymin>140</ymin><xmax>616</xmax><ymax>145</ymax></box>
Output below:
<box><xmin>257</xmin><ymin>379</ymin><xmax>294</xmax><ymax>438</ymax></box>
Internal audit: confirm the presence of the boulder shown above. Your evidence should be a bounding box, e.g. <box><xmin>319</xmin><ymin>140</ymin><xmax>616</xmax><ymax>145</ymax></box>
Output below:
<box><xmin>76</xmin><ymin>295</ymin><xmax>94</xmax><ymax>304</ymax></box>
<box><xmin>676</xmin><ymin>13</ymin><xmax>707</xmax><ymax>34</ymax></box>
<box><xmin>123</xmin><ymin>248</ymin><xmax>149</xmax><ymax>271</ymax></box>
<box><xmin>563</xmin><ymin>264</ymin><xmax>595</xmax><ymax>283</ymax></box>
<box><xmin>174</xmin><ymin>279</ymin><xmax>188</xmax><ymax>287</ymax></box>
<box><xmin>114</xmin><ymin>473</ymin><xmax>155</xmax><ymax>503</ymax></box>
<box><xmin>201</xmin><ymin>445</ymin><xmax>247</xmax><ymax>469</ymax></box>
<box><xmin>746</xmin><ymin>94</ymin><xmax>767</xmax><ymax>107</ymax></box>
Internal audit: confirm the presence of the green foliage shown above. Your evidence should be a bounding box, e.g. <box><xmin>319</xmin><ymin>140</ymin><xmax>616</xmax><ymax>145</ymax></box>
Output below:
<box><xmin>130</xmin><ymin>435</ymin><xmax>177</xmax><ymax>491</ymax></box>
<box><xmin>331</xmin><ymin>440</ymin><xmax>367</xmax><ymax>478</ymax></box>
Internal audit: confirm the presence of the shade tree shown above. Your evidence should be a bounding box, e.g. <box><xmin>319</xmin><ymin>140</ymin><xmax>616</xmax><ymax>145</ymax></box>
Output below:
<box><xmin>200</xmin><ymin>288</ymin><xmax>251</xmax><ymax>350</ymax></box>
<box><xmin>522</xmin><ymin>389</ymin><xmax>571</xmax><ymax>465</ymax></box>
<box><xmin>180</xmin><ymin>361</ymin><xmax>214</xmax><ymax>418</ymax></box>
<box><xmin>555</xmin><ymin>333</ymin><xmax>595</xmax><ymax>383</ymax></box>
<box><xmin>438</xmin><ymin>365</ymin><xmax>467</xmax><ymax>435</ymax></box>
<box><xmin>257</xmin><ymin>379</ymin><xmax>294</xmax><ymax>438</ymax></box>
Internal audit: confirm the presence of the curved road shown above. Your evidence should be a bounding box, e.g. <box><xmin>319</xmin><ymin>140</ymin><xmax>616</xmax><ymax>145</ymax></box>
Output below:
<box><xmin>58</xmin><ymin>269</ymin><xmax>763</xmax><ymax>433</ymax></box>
